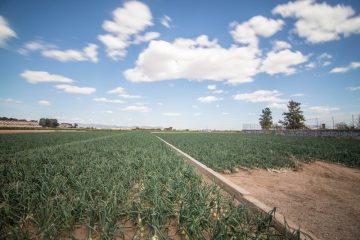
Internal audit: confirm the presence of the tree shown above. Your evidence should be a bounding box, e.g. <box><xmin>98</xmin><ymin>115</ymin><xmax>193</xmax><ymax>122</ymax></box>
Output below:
<box><xmin>39</xmin><ymin>118</ymin><xmax>46</xmax><ymax>127</ymax></box>
<box><xmin>335</xmin><ymin>122</ymin><xmax>350</xmax><ymax>130</ymax></box>
<box><xmin>39</xmin><ymin>118</ymin><xmax>59</xmax><ymax>128</ymax></box>
<box><xmin>281</xmin><ymin>100</ymin><xmax>305</xmax><ymax>129</ymax></box>
<box><xmin>259</xmin><ymin>107</ymin><xmax>273</xmax><ymax>129</ymax></box>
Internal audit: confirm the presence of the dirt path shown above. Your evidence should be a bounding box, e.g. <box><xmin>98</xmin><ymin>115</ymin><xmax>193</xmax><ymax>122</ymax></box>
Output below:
<box><xmin>223</xmin><ymin>161</ymin><xmax>360</xmax><ymax>240</ymax></box>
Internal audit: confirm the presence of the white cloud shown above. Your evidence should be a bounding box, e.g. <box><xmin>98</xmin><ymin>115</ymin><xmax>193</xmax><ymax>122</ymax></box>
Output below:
<box><xmin>230</xmin><ymin>15</ymin><xmax>284</xmax><ymax>47</ymax></box>
<box><xmin>234</xmin><ymin>90</ymin><xmax>288</xmax><ymax>109</ymax></box>
<box><xmin>0</xmin><ymin>16</ymin><xmax>16</xmax><ymax>47</ymax></box>
<box><xmin>55</xmin><ymin>84</ymin><xmax>96</xmax><ymax>94</ymax></box>
<box><xmin>234</xmin><ymin>90</ymin><xmax>280</xmax><ymax>103</ymax></box>
<box><xmin>305</xmin><ymin>62</ymin><xmax>316</xmax><ymax>69</ymax></box>
<box><xmin>302</xmin><ymin>53</ymin><xmax>332</xmax><ymax>69</ymax></box>
<box><xmin>351</xmin><ymin>62</ymin><xmax>360</xmax><ymax>69</ymax></box>
<box><xmin>322</xmin><ymin>61</ymin><xmax>331</xmax><ymax>66</ymax></box>
<box><xmin>261</xmin><ymin>49</ymin><xmax>308</xmax><ymax>75</ymax></box>
<box><xmin>193</xmin><ymin>112</ymin><xmax>202</xmax><ymax>117</ymax></box>
<box><xmin>222</xmin><ymin>112</ymin><xmax>229</xmax><ymax>115</ymax></box>
<box><xmin>268</xmin><ymin>102</ymin><xmax>287</xmax><ymax>110</ymax></box>
<box><xmin>273</xmin><ymin>40</ymin><xmax>291</xmax><ymax>51</ymax></box>
<box><xmin>18</xmin><ymin>40</ymin><xmax>56</xmax><ymax>55</ymax></box>
<box><xmin>38</xmin><ymin>100</ymin><xmax>50</xmax><ymax>106</ymax></box>
<box><xmin>213</xmin><ymin>89</ymin><xmax>224</xmax><ymax>94</ymax></box>
<box><xmin>24</xmin><ymin>41</ymin><xmax>56</xmax><ymax>51</ymax></box>
<box><xmin>20</xmin><ymin>70</ymin><xmax>74</xmax><ymax>84</ymax></box>
<box><xmin>207</xmin><ymin>84</ymin><xmax>224</xmax><ymax>94</ymax></box>
<box><xmin>83</xmin><ymin>44</ymin><xmax>98</xmax><ymax>63</ymax></box>
<box><xmin>2</xmin><ymin>98</ymin><xmax>22</xmax><ymax>104</ymax></box>
<box><xmin>25</xmin><ymin>41</ymin><xmax>46</xmax><ymax>51</ymax></box>
<box><xmin>319</xmin><ymin>53</ymin><xmax>332</xmax><ymax>60</ymax></box>
<box><xmin>119</xmin><ymin>94</ymin><xmax>142</xmax><ymax>99</ymax></box>
<box><xmin>163</xmin><ymin>112</ymin><xmax>181</xmax><ymax>117</ymax></box>
<box><xmin>292</xmin><ymin>93</ymin><xmax>304</xmax><ymax>97</ymax></box>
<box><xmin>316</xmin><ymin>53</ymin><xmax>333</xmax><ymax>67</ymax></box>
<box><xmin>157</xmin><ymin>102</ymin><xmax>163</xmax><ymax>106</ymax></box>
<box><xmin>160</xmin><ymin>15</ymin><xmax>172</xmax><ymax>29</ymax></box>
<box><xmin>106</xmin><ymin>110</ymin><xmax>113</xmax><ymax>114</ymax></box>
<box><xmin>330</xmin><ymin>61</ymin><xmax>360</xmax><ymax>73</ymax></box>
<box><xmin>98</xmin><ymin>1</ymin><xmax>155</xmax><ymax>60</ymax></box>
<box><xmin>207</xmin><ymin>84</ymin><xmax>217</xmax><ymax>90</ymax></box>
<box><xmin>122</xmin><ymin>105</ymin><xmax>151</xmax><ymax>113</ymax></box>
<box><xmin>308</xmin><ymin>106</ymin><xmax>340</xmax><ymax>114</ymax></box>
<box><xmin>107</xmin><ymin>86</ymin><xmax>125</xmax><ymax>94</ymax></box>
<box><xmin>347</xmin><ymin>86</ymin><xmax>360</xmax><ymax>91</ymax></box>
<box><xmin>124</xmin><ymin>35</ymin><xmax>261</xmax><ymax>85</ymax></box>
<box><xmin>42</xmin><ymin>43</ymin><xmax>98</xmax><ymax>63</ymax></box>
<box><xmin>198</xmin><ymin>96</ymin><xmax>222</xmax><ymax>103</ymax></box>
<box><xmin>330</xmin><ymin>67</ymin><xmax>348</xmax><ymax>73</ymax></box>
<box><xmin>107</xmin><ymin>86</ymin><xmax>141</xmax><ymax>99</ymax></box>
<box><xmin>93</xmin><ymin>98</ymin><xmax>124</xmax><ymax>103</ymax></box>
<box><xmin>133</xmin><ymin>31</ymin><xmax>160</xmax><ymax>44</ymax></box>
<box><xmin>273</xmin><ymin>0</ymin><xmax>360</xmax><ymax>43</ymax></box>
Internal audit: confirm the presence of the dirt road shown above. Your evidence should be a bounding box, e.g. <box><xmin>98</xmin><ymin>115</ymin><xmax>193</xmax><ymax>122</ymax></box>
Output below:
<box><xmin>223</xmin><ymin>161</ymin><xmax>360</xmax><ymax>240</ymax></box>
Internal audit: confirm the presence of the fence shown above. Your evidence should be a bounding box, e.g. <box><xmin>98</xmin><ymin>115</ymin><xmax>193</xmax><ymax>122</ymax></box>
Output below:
<box><xmin>305</xmin><ymin>114</ymin><xmax>360</xmax><ymax>130</ymax></box>
<box><xmin>243</xmin><ymin>114</ymin><xmax>360</xmax><ymax>130</ymax></box>
<box><xmin>242</xmin><ymin>129</ymin><xmax>360</xmax><ymax>138</ymax></box>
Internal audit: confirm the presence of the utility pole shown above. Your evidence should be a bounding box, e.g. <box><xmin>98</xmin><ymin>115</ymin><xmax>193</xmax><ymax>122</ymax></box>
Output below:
<box><xmin>332</xmin><ymin>116</ymin><xmax>335</xmax><ymax>129</ymax></box>
<box><xmin>352</xmin><ymin>115</ymin><xmax>354</xmax><ymax>128</ymax></box>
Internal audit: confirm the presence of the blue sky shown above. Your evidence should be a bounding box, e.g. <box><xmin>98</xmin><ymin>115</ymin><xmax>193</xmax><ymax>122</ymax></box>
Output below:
<box><xmin>0</xmin><ymin>0</ymin><xmax>359</xmax><ymax>129</ymax></box>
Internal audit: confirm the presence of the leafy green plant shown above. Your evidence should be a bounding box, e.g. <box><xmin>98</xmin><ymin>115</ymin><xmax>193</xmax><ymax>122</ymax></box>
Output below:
<box><xmin>156</xmin><ymin>132</ymin><xmax>360</xmax><ymax>171</ymax></box>
<box><xmin>1</xmin><ymin>131</ymin><xmax>297</xmax><ymax>239</ymax></box>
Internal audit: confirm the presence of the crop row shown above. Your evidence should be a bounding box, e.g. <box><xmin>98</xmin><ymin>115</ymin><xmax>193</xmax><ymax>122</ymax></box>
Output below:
<box><xmin>0</xmin><ymin>130</ymin><xmax>122</xmax><ymax>157</ymax></box>
<box><xmin>156</xmin><ymin>133</ymin><xmax>360</xmax><ymax>171</ymax></box>
<box><xmin>0</xmin><ymin>132</ymin><xmax>299</xmax><ymax>239</ymax></box>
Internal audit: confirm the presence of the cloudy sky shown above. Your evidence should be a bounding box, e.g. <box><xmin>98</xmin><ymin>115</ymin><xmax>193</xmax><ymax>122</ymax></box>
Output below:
<box><xmin>0</xmin><ymin>0</ymin><xmax>359</xmax><ymax>129</ymax></box>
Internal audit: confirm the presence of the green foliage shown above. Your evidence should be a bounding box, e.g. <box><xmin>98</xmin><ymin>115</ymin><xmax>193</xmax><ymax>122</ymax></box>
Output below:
<box><xmin>281</xmin><ymin>100</ymin><xmax>305</xmax><ymax>129</ymax></box>
<box><xmin>39</xmin><ymin>118</ymin><xmax>59</xmax><ymax>128</ymax></box>
<box><xmin>156</xmin><ymin>133</ymin><xmax>360</xmax><ymax>171</ymax></box>
<box><xmin>0</xmin><ymin>132</ymin><xmax>294</xmax><ymax>239</ymax></box>
<box><xmin>259</xmin><ymin>107</ymin><xmax>273</xmax><ymax>129</ymax></box>
<box><xmin>335</xmin><ymin>122</ymin><xmax>352</xmax><ymax>130</ymax></box>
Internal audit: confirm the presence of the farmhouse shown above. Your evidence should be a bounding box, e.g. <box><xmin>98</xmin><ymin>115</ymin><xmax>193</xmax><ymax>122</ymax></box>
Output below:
<box><xmin>59</xmin><ymin>123</ymin><xmax>73</xmax><ymax>128</ymax></box>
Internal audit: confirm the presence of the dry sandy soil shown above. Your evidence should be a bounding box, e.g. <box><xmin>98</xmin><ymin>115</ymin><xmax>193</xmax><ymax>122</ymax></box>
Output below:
<box><xmin>223</xmin><ymin>161</ymin><xmax>360</xmax><ymax>240</ymax></box>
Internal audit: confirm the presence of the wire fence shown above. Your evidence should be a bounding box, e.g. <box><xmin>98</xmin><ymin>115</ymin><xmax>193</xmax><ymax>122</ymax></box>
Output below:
<box><xmin>305</xmin><ymin>114</ymin><xmax>360</xmax><ymax>130</ymax></box>
<box><xmin>243</xmin><ymin>114</ymin><xmax>360</xmax><ymax>130</ymax></box>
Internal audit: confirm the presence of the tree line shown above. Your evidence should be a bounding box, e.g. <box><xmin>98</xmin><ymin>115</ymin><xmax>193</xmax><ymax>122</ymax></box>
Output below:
<box><xmin>258</xmin><ymin>100</ymin><xmax>359</xmax><ymax>130</ymax></box>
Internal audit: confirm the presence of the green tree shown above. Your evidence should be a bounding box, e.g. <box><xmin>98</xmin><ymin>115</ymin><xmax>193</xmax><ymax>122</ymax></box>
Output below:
<box><xmin>281</xmin><ymin>100</ymin><xmax>305</xmax><ymax>129</ymax></box>
<box><xmin>259</xmin><ymin>107</ymin><xmax>273</xmax><ymax>129</ymax></box>
<box><xmin>39</xmin><ymin>118</ymin><xmax>59</xmax><ymax>128</ymax></box>
<box><xmin>39</xmin><ymin>118</ymin><xmax>46</xmax><ymax>127</ymax></box>
<box><xmin>335</xmin><ymin>122</ymin><xmax>350</xmax><ymax>130</ymax></box>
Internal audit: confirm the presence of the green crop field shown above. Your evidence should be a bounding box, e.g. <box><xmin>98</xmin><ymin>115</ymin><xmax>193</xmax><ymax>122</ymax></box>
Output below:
<box><xmin>0</xmin><ymin>131</ymin><xmax>298</xmax><ymax>239</ymax></box>
<box><xmin>156</xmin><ymin>133</ymin><xmax>360</xmax><ymax>172</ymax></box>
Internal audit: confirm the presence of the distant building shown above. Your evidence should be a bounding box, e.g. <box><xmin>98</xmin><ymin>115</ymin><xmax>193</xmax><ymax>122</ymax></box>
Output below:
<box><xmin>59</xmin><ymin>123</ymin><xmax>73</xmax><ymax>128</ymax></box>
<box><xmin>164</xmin><ymin>127</ymin><xmax>173</xmax><ymax>131</ymax></box>
<box><xmin>0</xmin><ymin>119</ymin><xmax>41</xmax><ymax>128</ymax></box>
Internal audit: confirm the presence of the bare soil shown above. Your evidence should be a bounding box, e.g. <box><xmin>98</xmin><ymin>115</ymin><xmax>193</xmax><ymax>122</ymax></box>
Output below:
<box><xmin>222</xmin><ymin>161</ymin><xmax>360</xmax><ymax>240</ymax></box>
